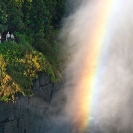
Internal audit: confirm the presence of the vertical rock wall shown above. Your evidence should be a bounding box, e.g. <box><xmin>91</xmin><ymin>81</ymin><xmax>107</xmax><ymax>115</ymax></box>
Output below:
<box><xmin>0</xmin><ymin>73</ymin><xmax>65</xmax><ymax>133</ymax></box>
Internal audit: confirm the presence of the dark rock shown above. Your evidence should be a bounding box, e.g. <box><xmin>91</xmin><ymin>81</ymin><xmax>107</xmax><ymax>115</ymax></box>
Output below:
<box><xmin>0</xmin><ymin>73</ymin><xmax>65</xmax><ymax>133</ymax></box>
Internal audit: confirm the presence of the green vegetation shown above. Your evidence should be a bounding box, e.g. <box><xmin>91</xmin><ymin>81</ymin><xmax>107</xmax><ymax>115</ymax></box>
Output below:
<box><xmin>0</xmin><ymin>0</ymin><xmax>66</xmax><ymax>101</ymax></box>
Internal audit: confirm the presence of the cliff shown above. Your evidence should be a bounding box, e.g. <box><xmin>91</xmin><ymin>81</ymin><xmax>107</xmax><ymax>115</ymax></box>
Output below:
<box><xmin>0</xmin><ymin>73</ymin><xmax>65</xmax><ymax>133</ymax></box>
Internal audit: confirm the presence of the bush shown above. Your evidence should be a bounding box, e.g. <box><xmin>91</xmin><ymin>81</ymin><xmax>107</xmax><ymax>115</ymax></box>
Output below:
<box><xmin>0</xmin><ymin>41</ymin><xmax>61</xmax><ymax>101</ymax></box>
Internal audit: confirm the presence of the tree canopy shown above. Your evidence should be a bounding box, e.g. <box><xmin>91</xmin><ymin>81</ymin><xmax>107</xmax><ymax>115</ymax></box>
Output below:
<box><xmin>0</xmin><ymin>0</ymin><xmax>66</xmax><ymax>101</ymax></box>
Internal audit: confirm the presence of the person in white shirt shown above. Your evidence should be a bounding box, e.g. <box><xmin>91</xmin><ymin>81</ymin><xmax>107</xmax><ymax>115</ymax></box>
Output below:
<box><xmin>11</xmin><ymin>33</ymin><xmax>15</xmax><ymax>42</ymax></box>
<box><xmin>0</xmin><ymin>33</ymin><xmax>2</xmax><ymax>43</ymax></box>
<box><xmin>6</xmin><ymin>31</ymin><xmax>10</xmax><ymax>41</ymax></box>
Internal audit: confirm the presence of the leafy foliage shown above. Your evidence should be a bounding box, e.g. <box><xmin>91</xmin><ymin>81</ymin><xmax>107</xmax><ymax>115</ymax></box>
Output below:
<box><xmin>0</xmin><ymin>0</ymin><xmax>66</xmax><ymax>101</ymax></box>
<box><xmin>0</xmin><ymin>0</ymin><xmax>7</xmax><ymax>32</ymax></box>
<box><xmin>0</xmin><ymin>41</ymin><xmax>61</xmax><ymax>101</ymax></box>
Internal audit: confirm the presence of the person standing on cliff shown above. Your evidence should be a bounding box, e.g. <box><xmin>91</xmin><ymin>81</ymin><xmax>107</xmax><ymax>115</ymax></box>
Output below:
<box><xmin>6</xmin><ymin>31</ymin><xmax>10</xmax><ymax>41</ymax></box>
<box><xmin>0</xmin><ymin>33</ymin><xmax>2</xmax><ymax>43</ymax></box>
<box><xmin>11</xmin><ymin>33</ymin><xmax>15</xmax><ymax>42</ymax></box>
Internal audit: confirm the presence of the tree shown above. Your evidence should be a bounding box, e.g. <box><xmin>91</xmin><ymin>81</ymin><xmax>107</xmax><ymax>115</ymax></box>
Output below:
<box><xmin>0</xmin><ymin>0</ymin><xmax>7</xmax><ymax>32</ymax></box>
<box><xmin>6</xmin><ymin>1</ymin><xmax>24</xmax><ymax>32</ymax></box>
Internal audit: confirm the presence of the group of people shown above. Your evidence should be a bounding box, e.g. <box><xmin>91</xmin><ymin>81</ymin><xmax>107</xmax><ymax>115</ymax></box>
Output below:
<box><xmin>0</xmin><ymin>31</ymin><xmax>15</xmax><ymax>43</ymax></box>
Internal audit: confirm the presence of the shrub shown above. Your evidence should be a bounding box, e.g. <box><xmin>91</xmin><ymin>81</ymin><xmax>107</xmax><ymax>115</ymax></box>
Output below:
<box><xmin>0</xmin><ymin>41</ymin><xmax>61</xmax><ymax>101</ymax></box>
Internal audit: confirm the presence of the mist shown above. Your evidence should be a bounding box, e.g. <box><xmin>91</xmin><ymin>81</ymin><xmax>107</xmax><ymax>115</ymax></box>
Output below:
<box><xmin>48</xmin><ymin>0</ymin><xmax>133</xmax><ymax>133</ymax></box>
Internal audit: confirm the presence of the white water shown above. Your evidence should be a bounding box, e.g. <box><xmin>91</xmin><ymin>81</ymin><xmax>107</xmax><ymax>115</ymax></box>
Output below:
<box><xmin>49</xmin><ymin>1</ymin><xmax>133</xmax><ymax>133</ymax></box>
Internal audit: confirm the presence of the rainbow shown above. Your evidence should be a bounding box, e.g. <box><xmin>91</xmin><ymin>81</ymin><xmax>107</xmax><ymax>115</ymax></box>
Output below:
<box><xmin>69</xmin><ymin>0</ymin><xmax>116</xmax><ymax>132</ymax></box>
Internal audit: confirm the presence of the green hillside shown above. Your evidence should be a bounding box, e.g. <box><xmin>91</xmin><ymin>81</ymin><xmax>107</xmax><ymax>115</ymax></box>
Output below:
<box><xmin>0</xmin><ymin>0</ymin><xmax>65</xmax><ymax>101</ymax></box>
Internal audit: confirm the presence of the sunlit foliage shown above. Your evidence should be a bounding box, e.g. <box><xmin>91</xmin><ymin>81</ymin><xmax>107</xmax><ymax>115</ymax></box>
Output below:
<box><xmin>0</xmin><ymin>0</ymin><xmax>65</xmax><ymax>101</ymax></box>
<box><xmin>0</xmin><ymin>41</ymin><xmax>62</xmax><ymax>101</ymax></box>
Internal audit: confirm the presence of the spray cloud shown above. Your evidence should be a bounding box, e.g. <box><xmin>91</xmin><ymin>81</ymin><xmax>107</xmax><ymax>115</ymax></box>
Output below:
<box><xmin>44</xmin><ymin>1</ymin><xmax>133</xmax><ymax>133</ymax></box>
<box><xmin>59</xmin><ymin>0</ymin><xmax>133</xmax><ymax>133</ymax></box>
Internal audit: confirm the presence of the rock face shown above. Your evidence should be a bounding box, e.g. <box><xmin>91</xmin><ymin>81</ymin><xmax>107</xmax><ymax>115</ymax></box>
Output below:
<box><xmin>0</xmin><ymin>73</ymin><xmax>65</xmax><ymax>133</ymax></box>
